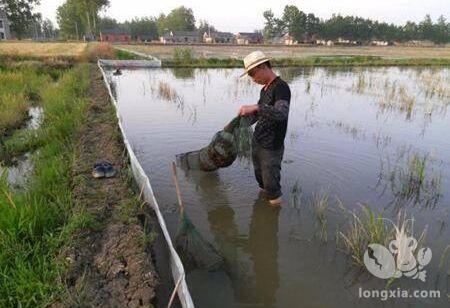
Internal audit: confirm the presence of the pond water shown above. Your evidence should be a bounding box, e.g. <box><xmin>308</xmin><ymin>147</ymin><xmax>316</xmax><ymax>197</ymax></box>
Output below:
<box><xmin>106</xmin><ymin>66</ymin><xmax>450</xmax><ymax>308</ymax></box>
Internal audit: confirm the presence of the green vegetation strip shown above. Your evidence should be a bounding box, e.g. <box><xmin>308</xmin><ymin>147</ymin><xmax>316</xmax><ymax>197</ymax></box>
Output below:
<box><xmin>0</xmin><ymin>64</ymin><xmax>91</xmax><ymax>307</ymax></box>
<box><xmin>162</xmin><ymin>55</ymin><xmax>450</xmax><ymax>68</ymax></box>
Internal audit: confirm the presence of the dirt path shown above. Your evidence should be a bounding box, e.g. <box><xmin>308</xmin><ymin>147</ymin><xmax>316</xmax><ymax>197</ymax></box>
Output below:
<box><xmin>54</xmin><ymin>65</ymin><xmax>158</xmax><ymax>307</ymax></box>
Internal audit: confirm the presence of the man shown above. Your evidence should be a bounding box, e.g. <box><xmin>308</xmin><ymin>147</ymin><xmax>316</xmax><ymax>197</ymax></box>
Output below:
<box><xmin>238</xmin><ymin>51</ymin><xmax>291</xmax><ymax>205</ymax></box>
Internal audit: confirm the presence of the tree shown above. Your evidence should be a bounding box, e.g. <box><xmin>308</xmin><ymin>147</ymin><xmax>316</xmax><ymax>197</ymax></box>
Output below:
<box><xmin>198</xmin><ymin>20</ymin><xmax>215</xmax><ymax>35</ymax></box>
<box><xmin>57</xmin><ymin>0</ymin><xmax>85</xmax><ymax>39</ymax></box>
<box><xmin>98</xmin><ymin>16</ymin><xmax>119</xmax><ymax>30</ymax></box>
<box><xmin>1</xmin><ymin>0</ymin><xmax>40</xmax><ymax>39</ymax></box>
<box><xmin>281</xmin><ymin>5</ymin><xmax>306</xmax><ymax>41</ymax></box>
<box><xmin>56</xmin><ymin>0</ymin><xmax>109</xmax><ymax>39</ymax></box>
<box><xmin>41</xmin><ymin>18</ymin><xmax>57</xmax><ymax>39</ymax></box>
<box><xmin>418</xmin><ymin>15</ymin><xmax>434</xmax><ymax>41</ymax></box>
<box><xmin>402</xmin><ymin>21</ymin><xmax>418</xmax><ymax>41</ymax></box>
<box><xmin>74</xmin><ymin>0</ymin><xmax>109</xmax><ymax>36</ymax></box>
<box><xmin>433</xmin><ymin>15</ymin><xmax>449</xmax><ymax>44</ymax></box>
<box><xmin>305</xmin><ymin>13</ymin><xmax>320</xmax><ymax>39</ymax></box>
<box><xmin>262</xmin><ymin>10</ymin><xmax>277</xmax><ymax>40</ymax></box>
<box><xmin>158</xmin><ymin>6</ymin><xmax>195</xmax><ymax>33</ymax></box>
<box><xmin>123</xmin><ymin>17</ymin><xmax>158</xmax><ymax>40</ymax></box>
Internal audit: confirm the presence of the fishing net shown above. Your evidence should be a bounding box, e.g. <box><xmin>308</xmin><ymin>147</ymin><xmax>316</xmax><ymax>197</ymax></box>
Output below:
<box><xmin>171</xmin><ymin>162</ymin><xmax>225</xmax><ymax>272</ymax></box>
<box><xmin>176</xmin><ymin>116</ymin><xmax>253</xmax><ymax>171</ymax></box>
<box><xmin>231</xmin><ymin>116</ymin><xmax>253</xmax><ymax>163</ymax></box>
<box><xmin>175</xmin><ymin>210</ymin><xmax>225</xmax><ymax>272</ymax></box>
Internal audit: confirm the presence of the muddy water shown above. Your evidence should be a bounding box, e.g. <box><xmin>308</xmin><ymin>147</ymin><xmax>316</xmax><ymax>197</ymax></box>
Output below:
<box><xmin>107</xmin><ymin>67</ymin><xmax>450</xmax><ymax>307</ymax></box>
<box><xmin>0</xmin><ymin>107</ymin><xmax>43</xmax><ymax>189</ymax></box>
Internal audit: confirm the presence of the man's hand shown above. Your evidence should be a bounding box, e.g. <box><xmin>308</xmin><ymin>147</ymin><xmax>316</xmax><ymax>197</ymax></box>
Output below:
<box><xmin>237</xmin><ymin>104</ymin><xmax>259</xmax><ymax>116</ymax></box>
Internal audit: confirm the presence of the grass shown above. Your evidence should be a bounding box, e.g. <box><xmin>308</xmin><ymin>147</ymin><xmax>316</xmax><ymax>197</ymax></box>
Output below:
<box><xmin>0</xmin><ymin>42</ymin><xmax>136</xmax><ymax>67</ymax></box>
<box><xmin>387</xmin><ymin>151</ymin><xmax>442</xmax><ymax>209</ymax></box>
<box><xmin>339</xmin><ymin>203</ymin><xmax>393</xmax><ymax>268</ymax></box>
<box><xmin>116</xmin><ymin>44</ymin><xmax>450</xmax><ymax>67</ymax></box>
<box><xmin>157</xmin><ymin>80</ymin><xmax>179</xmax><ymax>101</ymax></box>
<box><xmin>162</xmin><ymin>55</ymin><xmax>450</xmax><ymax>68</ymax></box>
<box><xmin>439</xmin><ymin>245</ymin><xmax>450</xmax><ymax>272</ymax></box>
<box><xmin>0</xmin><ymin>93</ymin><xmax>28</xmax><ymax>137</ymax></box>
<box><xmin>117</xmin><ymin>44</ymin><xmax>450</xmax><ymax>60</ymax></box>
<box><xmin>154</xmin><ymin>81</ymin><xmax>198</xmax><ymax>123</ymax></box>
<box><xmin>417</xmin><ymin>70</ymin><xmax>450</xmax><ymax>100</ymax></box>
<box><xmin>0</xmin><ymin>42</ymin><xmax>87</xmax><ymax>58</ymax></box>
<box><xmin>0</xmin><ymin>69</ymin><xmax>52</xmax><ymax>160</ymax></box>
<box><xmin>312</xmin><ymin>192</ymin><xmax>329</xmax><ymax>243</ymax></box>
<box><xmin>0</xmin><ymin>64</ymin><xmax>91</xmax><ymax>307</ymax></box>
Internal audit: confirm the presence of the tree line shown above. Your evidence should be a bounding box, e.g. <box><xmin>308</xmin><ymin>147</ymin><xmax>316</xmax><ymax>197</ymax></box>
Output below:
<box><xmin>1</xmin><ymin>0</ymin><xmax>57</xmax><ymax>39</ymax></box>
<box><xmin>1</xmin><ymin>1</ymin><xmax>449</xmax><ymax>44</ymax></box>
<box><xmin>263</xmin><ymin>5</ymin><xmax>450</xmax><ymax>44</ymax></box>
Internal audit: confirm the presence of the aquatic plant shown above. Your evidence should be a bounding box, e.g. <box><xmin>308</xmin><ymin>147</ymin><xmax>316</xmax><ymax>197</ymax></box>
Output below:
<box><xmin>339</xmin><ymin>204</ymin><xmax>393</xmax><ymax>268</ymax></box>
<box><xmin>417</xmin><ymin>71</ymin><xmax>450</xmax><ymax>100</ymax></box>
<box><xmin>312</xmin><ymin>192</ymin><xmax>329</xmax><ymax>243</ymax></box>
<box><xmin>305</xmin><ymin>79</ymin><xmax>311</xmax><ymax>93</ymax></box>
<box><xmin>439</xmin><ymin>245</ymin><xmax>450</xmax><ymax>271</ymax></box>
<box><xmin>158</xmin><ymin>81</ymin><xmax>179</xmax><ymax>101</ymax></box>
<box><xmin>389</xmin><ymin>151</ymin><xmax>442</xmax><ymax>209</ymax></box>
<box><xmin>173</xmin><ymin>47</ymin><xmax>195</xmax><ymax>64</ymax></box>
<box><xmin>289</xmin><ymin>180</ymin><xmax>302</xmax><ymax>209</ymax></box>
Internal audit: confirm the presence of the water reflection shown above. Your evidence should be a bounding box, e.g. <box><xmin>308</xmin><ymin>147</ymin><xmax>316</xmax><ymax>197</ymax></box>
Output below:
<box><xmin>246</xmin><ymin>199</ymin><xmax>280</xmax><ymax>307</ymax></box>
<box><xmin>185</xmin><ymin>170</ymin><xmax>280</xmax><ymax>307</ymax></box>
<box><xmin>172</xmin><ymin>68</ymin><xmax>195</xmax><ymax>80</ymax></box>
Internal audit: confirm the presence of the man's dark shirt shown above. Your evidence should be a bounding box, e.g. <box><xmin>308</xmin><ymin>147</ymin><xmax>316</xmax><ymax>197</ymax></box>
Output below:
<box><xmin>250</xmin><ymin>76</ymin><xmax>291</xmax><ymax>150</ymax></box>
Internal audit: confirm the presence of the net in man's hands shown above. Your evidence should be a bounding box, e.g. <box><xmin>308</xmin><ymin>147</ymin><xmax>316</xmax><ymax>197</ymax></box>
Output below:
<box><xmin>176</xmin><ymin>116</ymin><xmax>253</xmax><ymax>171</ymax></box>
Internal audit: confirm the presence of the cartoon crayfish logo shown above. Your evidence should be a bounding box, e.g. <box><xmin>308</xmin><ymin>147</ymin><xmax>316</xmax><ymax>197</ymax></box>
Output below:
<box><xmin>363</xmin><ymin>217</ymin><xmax>432</xmax><ymax>281</ymax></box>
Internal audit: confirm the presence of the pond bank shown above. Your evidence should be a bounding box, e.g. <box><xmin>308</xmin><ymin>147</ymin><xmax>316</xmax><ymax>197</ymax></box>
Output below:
<box><xmin>161</xmin><ymin>55</ymin><xmax>450</xmax><ymax>68</ymax></box>
<box><xmin>54</xmin><ymin>65</ymin><xmax>160</xmax><ymax>307</ymax></box>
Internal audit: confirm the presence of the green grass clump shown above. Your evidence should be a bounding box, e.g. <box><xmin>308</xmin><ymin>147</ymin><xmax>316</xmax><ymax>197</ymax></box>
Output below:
<box><xmin>339</xmin><ymin>204</ymin><xmax>393</xmax><ymax>268</ymax></box>
<box><xmin>0</xmin><ymin>64</ymin><xmax>92</xmax><ymax>307</ymax></box>
<box><xmin>0</xmin><ymin>69</ymin><xmax>52</xmax><ymax>139</ymax></box>
<box><xmin>115</xmin><ymin>49</ymin><xmax>140</xmax><ymax>60</ymax></box>
<box><xmin>0</xmin><ymin>93</ymin><xmax>28</xmax><ymax>137</ymax></box>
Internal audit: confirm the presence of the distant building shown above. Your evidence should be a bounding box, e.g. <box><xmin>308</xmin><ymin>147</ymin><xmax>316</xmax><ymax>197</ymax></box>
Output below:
<box><xmin>336</xmin><ymin>37</ymin><xmax>361</xmax><ymax>46</ymax></box>
<box><xmin>160</xmin><ymin>31</ymin><xmax>200</xmax><ymax>44</ymax></box>
<box><xmin>137</xmin><ymin>34</ymin><xmax>156</xmax><ymax>43</ymax></box>
<box><xmin>371</xmin><ymin>40</ymin><xmax>390</xmax><ymax>46</ymax></box>
<box><xmin>316</xmin><ymin>39</ymin><xmax>334</xmax><ymax>46</ymax></box>
<box><xmin>99</xmin><ymin>28</ymin><xmax>131</xmax><ymax>42</ymax></box>
<box><xmin>402</xmin><ymin>40</ymin><xmax>434</xmax><ymax>47</ymax></box>
<box><xmin>271</xmin><ymin>33</ymin><xmax>296</xmax><ymax>45</ymax></box>
<box><xmin>0</xmin><ymin>8</ymin><xmax>11</xmax><ymax>40</ymax></box>
<box><xmin>203</xmin><ymin>31</ymin><xmax>234</xmax><ymax>44</ymax></box>
<box><xmin>236</xmin><ymin>32</ymin><xmax>263</xmax><ymax>44</ymax></box>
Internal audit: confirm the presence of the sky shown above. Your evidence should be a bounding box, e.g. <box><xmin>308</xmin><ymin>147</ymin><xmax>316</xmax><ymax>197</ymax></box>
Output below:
<box><xmin>37</xmin><ymin>0</ymin><xmax>449</xmax><ymax>32</ymax></box>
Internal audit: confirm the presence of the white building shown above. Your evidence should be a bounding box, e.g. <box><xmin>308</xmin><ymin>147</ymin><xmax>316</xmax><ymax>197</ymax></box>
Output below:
<box><xmin>0</xmin><ymin>8</ymin><xmax>11</xmax><ymax>40</ymax></box>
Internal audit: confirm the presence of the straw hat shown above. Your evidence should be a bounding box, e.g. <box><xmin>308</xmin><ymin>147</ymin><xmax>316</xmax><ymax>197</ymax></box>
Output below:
<box><xmin>240</xmin><ymin>51</ymin><xmax>271</xmax><ymax>77</ymax></box>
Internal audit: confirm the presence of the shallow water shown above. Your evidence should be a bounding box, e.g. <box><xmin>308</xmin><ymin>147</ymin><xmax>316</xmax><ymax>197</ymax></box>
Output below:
<box><xmin>0</xmin><ymin>107</ymin><xmax>42</xmax><ymax>189</ymax></box>
<box><xmin>107</xmin><ymin>67</ymin><xmax>450</xmax><ymax>307</ymax></box>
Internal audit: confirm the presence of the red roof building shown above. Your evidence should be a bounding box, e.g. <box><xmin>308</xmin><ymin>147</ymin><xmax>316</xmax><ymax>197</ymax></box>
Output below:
<box><xmin>99</xmin><ymin>28</ymin><xmax>131</xmax><ymax>43</ymax></box>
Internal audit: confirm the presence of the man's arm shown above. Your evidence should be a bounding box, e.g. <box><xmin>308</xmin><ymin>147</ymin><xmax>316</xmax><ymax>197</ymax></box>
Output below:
<box><xmin>258</xmin><ymin>99</ymin><xmax>290</xmax><ymax>122</ymax></box>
